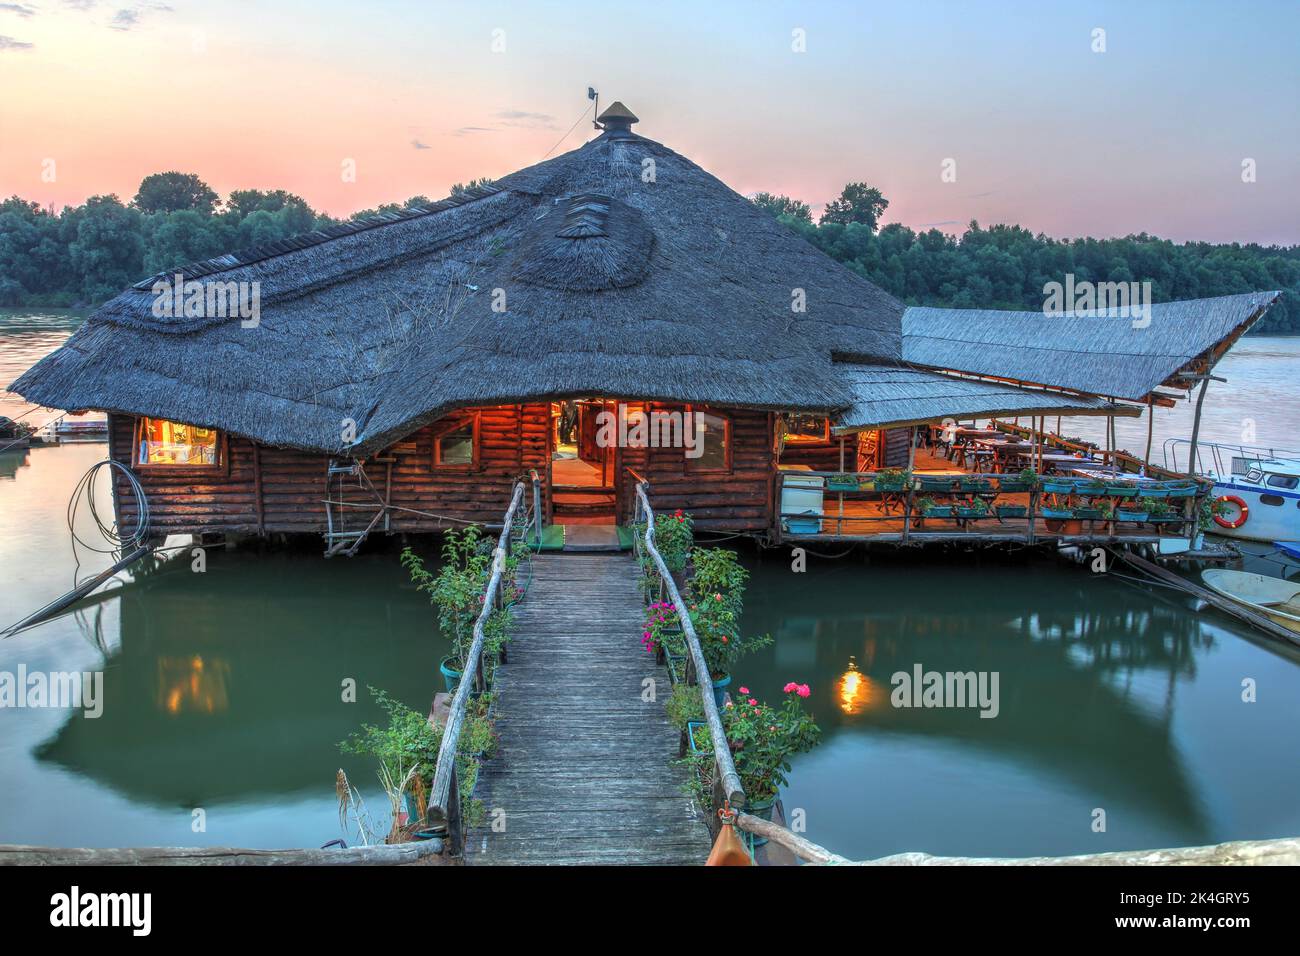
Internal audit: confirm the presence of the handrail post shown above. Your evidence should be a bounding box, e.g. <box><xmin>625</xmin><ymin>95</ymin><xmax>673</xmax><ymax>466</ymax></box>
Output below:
<box><xmin>427</xmin><ymin>480</ymin><xmax>526</xmax><ymax>851</ymax></box>
<box><xmin>529</xmin><ymin>469</ymin><xmax>543</xmax><ymax>546</ymax></box>
<box><xmin>632</xmin><ymin>480</ymin><xmax>745</xmax><ymax>810</ymax></box>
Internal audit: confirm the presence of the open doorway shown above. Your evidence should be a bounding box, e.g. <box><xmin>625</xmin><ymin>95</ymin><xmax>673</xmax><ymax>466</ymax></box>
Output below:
<box><xmin>550</xmin><ymin>399</ymin><xmax>615</xmax><ymax>524</ymax></box>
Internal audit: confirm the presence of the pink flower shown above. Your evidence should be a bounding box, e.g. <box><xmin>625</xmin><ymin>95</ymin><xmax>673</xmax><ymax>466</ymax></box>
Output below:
<box><xmin>783</xmin><ymin>682</ymin><xmax>798</xmax><ymax>693</ymax></box>
<box><xmin>747</xmin><ymin>698</ymin><xmax>757</xmax><ymax>706</ymax></box>
<box><xmin>738</xmin><ymin>686</ymin><xmax>749</xmax><ymax>695</ymax></box>
<box><xmin>714</xmin><ymin>593</ymin><xmax>723</xmax><ymax>602</ymax></box>
<box><xmin>643</xmin><ymin>631</ymin><xmax>651</xmax><ymax>640</ymax></box>
<box><xmin>797</xmin><ymin>684</ymin><xmax>811</xmax><ymax>698</ymax></box>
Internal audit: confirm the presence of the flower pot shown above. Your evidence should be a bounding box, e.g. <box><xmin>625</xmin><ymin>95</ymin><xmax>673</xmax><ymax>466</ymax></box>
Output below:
<box><xmin>960</xmin><ymin>479</ymin><xmax>992</xmax><ymax>493</ymax></box>
<box><xmin>711</xmin><ymin>672</ymin><xmax>731</xmax><ymax>709</ymax></box>
<box><xmin>1105</xmin><ymin>483</ymin><xmax>1138</xmax><ymax>497</ymax></box>
<box><xmin>826</xmin><ymin>478</ymin><xmax>858</xmax><ymax>492</ymax></box>
<box><xmin>743</xmin><ymin>797</ymin><xmax>775</xmax><ymax>847</ymax></box>
<box><xmin>923</xmin><ymin>506</ymin><xmax>954</xmax><ymax>519</ymax></box>
<box><xmin>955</xmin><ymin>507</ymin><xmax>986</xmax><ymax>519</ymax></box>
<box><xmin>996</xmin><ymin>481</ymin><xmax>1031</xmax><ymax>493</ymax></box>
<box><xmin>439</xmin><ymin>656</ymin><xmax>463</xmax><ymax>695</ymax></box>
<box><xmin>1041</xmin><ymin>507</ymin><xmax>1073</xmax><ymax>520</ymax></box>
<box><xmin>919</xmin><ymin>477</ymin><xmax>957</xmax><ymax>493</ymax></box>
<box><xmin>1116</xmin><ymin>509</ymin><xmax>1148</xmax><ymax>522</ymax></box>
<box><xmin>1041</xmin><ymin>479</ymin><xmax>1074</xmax><ymax>494</ymax></box>
<box><xmin>1074</xmin><ymin>507</ymin><xmax>1104</xmax><ymax>520</ymax></box>
<box><xmin>685</xmin><ymin>720</ymin><xmax>709</xmax><ymax>754</ymax></box>
<box><xmin>995</xmin><ymin>505</ymin><xmax>1027</xmax><ymax>518</ymax></box>
<box><xmin>875</xmin><ymin>481</ymin><xmax>905</xmax><ymax>493</ymax></box>
<box><xmin>1137</xmin><ymin>486</ymin><xmax>1170</xmax><ymax>498</ymax></box>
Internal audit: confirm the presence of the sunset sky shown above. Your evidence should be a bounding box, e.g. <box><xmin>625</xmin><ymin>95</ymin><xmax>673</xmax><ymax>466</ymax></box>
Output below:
<box><xmin>2</xmin><ymin>0</ymin><xmax>1298</xmax><ymax>244</ymax></box>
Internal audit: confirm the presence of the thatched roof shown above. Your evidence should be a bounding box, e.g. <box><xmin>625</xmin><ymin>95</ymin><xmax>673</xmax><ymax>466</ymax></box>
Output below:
<box><xmin>832</xmin><ymin>363</ymin><xmax>1130</xmax><ymax>433</ymax></box>
<box><xmin>11</xmin><ymin>112</ymin><xmax>903</xmax><ymax>456</ymax></box>
<box><xmin>903</xmin><ymin>292</ymin><xmax>1280</xmax><ymax>402</ymax></box>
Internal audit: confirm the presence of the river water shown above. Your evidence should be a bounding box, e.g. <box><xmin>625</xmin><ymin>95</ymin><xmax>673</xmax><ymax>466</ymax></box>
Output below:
<box><xmin>1</xmin><ymin>312</ymin><xmax>1298</xmax><ymax>857</ymax></box>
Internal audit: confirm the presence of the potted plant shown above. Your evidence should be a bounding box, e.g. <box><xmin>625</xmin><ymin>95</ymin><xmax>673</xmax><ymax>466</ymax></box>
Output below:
<box><xmin>959</xmin><ymin>477</ymin><xmax>992</xmax><ymax>493</ymax></box>
<box><xmin>955</xmin><ymin>498</ymin><xmax>989</xmax><ymax>519</ymax></box>
<box><xmin>918</xmin><ymin>496</ymin><xmax>953</xmax><ymax>519</ymax></box>
<box><xmin>1115</xmin><ymin>503</ymin><xmax>1149</xmax><ymax>522</ymax></box>
<box><xmin>873</xmin><ymin>468</ymin><xmax>911</xmax><ymax>492</ymax></box>
<box><xmin>1040</xmin><ymin>475</ymin><xmax>1076</xmax><ymax>494</ymax></box>
<box><xmin>826</xmin><ymin>472</ymin><xmax>859</xmax><ymax>492</ymax></box>
<box><xmin>688</xmin><ymin>548</ymin><xmax>772</xmax><ymax>707</ymax></box>
<box><xmin>644</xmin><ymin>601</ymin><xmax>687</xmax><ymax>680</ymax></box>
<box><xmin>1137</xmin><ymin>481</ymin><xmax>1170</xmax><ymax>499</ymax></box>
<box><xmin>1146</xmin><ymin>498</ymin><xmax>1180</xmax><ymax>523</ymax></box>
<box><xmin>655</xmin><ymin>510</ymin><xmax>694</xmax><ymax>586</ymax></box>
<box><xmin>1040</xmin><ymin>504</ymin><xmax>1074</xmax><ymax>520</ymax></box>
<box><xmin>1074</xmin><ymin>498</ymin><xmax>1105</xmax><ymax>520</ymax></box>
<box><xmin>994</xmin><ymin>501</ymin><xmax>1028</xmax><ymax>519</ymax></box>
<box><xmin>721</xmin><ymin>684</ymin><xmax>821</xmax><ymax>845</ymax></box>
<box><xmin>1105</xmin><ymin>478</ymin><xmax>1138</xmax><ymax>497</ymax></box>
<box><xmin>338</xmin><ymin>686</ymin><xmax>491</xmax><ymax>841</ymax></box>
<box><xmin>998</xmin><ymin>467</ymin><xmax>1038</xmax><ymax>493</ymax></box>
<box><xmin>403</xmin><ymin>530</ymin><xmax>512</xmax><ymax>695</ymax></box>
<box><xmin>919</xmin><ymin>475</ymin><xmax>959</xmax><ymax>493</ymax></box>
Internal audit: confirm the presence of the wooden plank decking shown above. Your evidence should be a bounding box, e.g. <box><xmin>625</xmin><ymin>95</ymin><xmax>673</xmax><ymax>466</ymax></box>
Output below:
<box><xmin>464</xmin><ymin>553</ymin><xmax>710</xmax><ymax>865</ymax></box>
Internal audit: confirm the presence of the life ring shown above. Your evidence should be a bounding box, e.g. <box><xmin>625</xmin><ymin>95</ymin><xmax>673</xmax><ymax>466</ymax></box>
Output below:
<box><xmin>1213</xmin><ymin>495</ymin><xmax>1249</xmax><ymax>529</ymax></box>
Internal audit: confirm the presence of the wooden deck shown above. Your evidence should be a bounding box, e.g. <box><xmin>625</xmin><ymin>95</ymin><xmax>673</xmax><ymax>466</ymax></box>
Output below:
<box><xmin>464</xmin><ymin>553</ymin><xmax>710</xmax><ymax>865</ymax></box>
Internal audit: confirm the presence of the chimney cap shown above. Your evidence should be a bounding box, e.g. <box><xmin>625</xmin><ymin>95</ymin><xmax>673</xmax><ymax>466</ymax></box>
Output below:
<box><xmin>596</xmin><ymin>101</ymin><xmax>639</xmax><ymax>136</ymax></box>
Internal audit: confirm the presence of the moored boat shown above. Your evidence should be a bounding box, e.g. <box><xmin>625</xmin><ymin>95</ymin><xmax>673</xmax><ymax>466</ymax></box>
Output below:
<box><xmin>1201</xmin><ymin>569</ymin><xmax>1300</xmax><ymax>634</ymax></box>
<box><xmin>1164</xmin><ymin>440</ymin><xmax>1300</xmax><ymax>543</ymax></box>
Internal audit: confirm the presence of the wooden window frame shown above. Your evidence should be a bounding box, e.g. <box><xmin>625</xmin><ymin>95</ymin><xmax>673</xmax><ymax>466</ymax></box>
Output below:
<box><xmin>432</xmin><ymin>412</ymin><xmax>481</xmax><ymax>470</ymax></box>
<box><xmin>684</xmin><ymin>405</ymin><xmax>732</xmax><ymax>475</ymax></box>
<box><xmin>782</xmin><ymin>413</ymin><xmax>832</xmax><ymax>445</ymax></box>
<box><xmin>132</xmin><ymin>416</ymin><xmax>228</xmax><ymax>476</ymax></box>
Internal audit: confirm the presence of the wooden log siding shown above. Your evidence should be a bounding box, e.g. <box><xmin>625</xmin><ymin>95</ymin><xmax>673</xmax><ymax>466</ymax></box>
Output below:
<box><xmin>107</xmin><ymin>405</ymin><xmax>551</xmax><ymax>537</ymax></box>
<box><xmin>615</xmin><ymin>404</ymin><xmax>775</xmax><ymax>532</ymax></box>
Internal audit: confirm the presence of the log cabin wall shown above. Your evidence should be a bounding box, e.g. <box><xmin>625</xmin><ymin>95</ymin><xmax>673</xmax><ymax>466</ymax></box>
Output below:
<box><xmin>615</xmin><ymin>403</ymin><xmax>774</xmax><ymax>532</ymax></box>
<box><xmin>108</xmin><ymin>404</ymin><xmax>551</xmax><ymax>537</ymax></box>
<box><xmin>776</xmin><ymin>440</ymin><xmax>842</xmax><ymax>471</ymax></box>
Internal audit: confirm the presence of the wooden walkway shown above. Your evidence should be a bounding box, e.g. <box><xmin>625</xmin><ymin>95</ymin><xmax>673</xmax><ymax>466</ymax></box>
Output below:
<box><xmin>464</xmin><ymin>553</ymin><xmax>710</xmax><ymax>865</ymax></box>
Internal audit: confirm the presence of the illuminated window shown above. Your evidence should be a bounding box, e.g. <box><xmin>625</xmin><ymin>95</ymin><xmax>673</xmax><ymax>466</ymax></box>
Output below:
<box><xmin>784</xmin><ymin>413</ymin><xmax>830</xmax><ymax>444</ymax></box>
<box><xmin>685</xmin><ymin>408</ymin><xmax>730</xmax><ymax>473</ymax></box>
<box><xmin>434</xmin><ymin>415</ymin><xmax>479</xmax><ymax>467</ymax></box>
<box><xmin>136</xmin><ymin>417</ymin><xmax>220</xmax><ymax>467</ymax></box>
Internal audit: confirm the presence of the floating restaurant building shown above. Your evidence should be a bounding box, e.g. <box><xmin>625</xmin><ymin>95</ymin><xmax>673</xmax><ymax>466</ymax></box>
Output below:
<box><xmin>11</xmin><ymin>103</ymin><xmax>1280</xmax><ymax>553</ymax></box>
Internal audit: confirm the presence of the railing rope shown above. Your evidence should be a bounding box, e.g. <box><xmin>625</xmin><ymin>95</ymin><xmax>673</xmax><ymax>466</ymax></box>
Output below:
<box><xmin>631</xmin><ymin>479</ymin><xmax>745</xmax><ymax>810</ymax></box>
<box><xmin>427</xmin><ymin>480</ymin><xmax>527</xmax><ymax>851</ymax></box>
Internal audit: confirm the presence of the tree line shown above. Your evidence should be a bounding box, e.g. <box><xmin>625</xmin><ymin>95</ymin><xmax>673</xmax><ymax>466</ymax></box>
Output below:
<box><xmin>755</xmin><ymin>184</ymin><xmax>1300</xmax><ymax>333</ymax></box>
<box><xmin>1</xmin><ymin>171</ymin><xmax>1296</xmax><ymax>333</ymax></box>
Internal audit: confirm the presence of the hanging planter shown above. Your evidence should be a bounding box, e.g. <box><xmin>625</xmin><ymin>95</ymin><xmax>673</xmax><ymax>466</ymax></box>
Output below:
<box><xmin>826</xmin><ymin>474</ymin><xmax>859</xmax><ymax>492</ymax></box>
<box><xmin>1105</xmin><ymin>482</ymin><xmax>1138</xmax><ymax>497</ymax></box>
<box><xmin>742</xmin><ymin>795</ymin><xmax>776</xmax><ymax>847</ymax></box>
<box><xmin>995</xmin><ymin>504</ymin><xmax>1027</xmax><ymax>518</ymax></box>
<box><xmin>1041</xmin><ymin>478</ymin><xmax>1075</xmax><ymax>494</ymax></box>
<box><xmin>438</xmin><ymin>656</ymin><xmax>463</xmax><ymax>695</ymax></box>
<box><xmin>685</xmin><ymin>720</ymin><xmax>709</xmax><ymax>755</ymax></box>
<box><xmin>1041</xmin><ymin>506</ymin><xmax>1074</xmax><ymax>520</ymax></box>
<box><xmin>1074</xmin><ymin>506</ymin><xmax>1105</xmax><ymax>520</ymax></box>
<box><xmin>710</xmin><ymin>672</ymin><xmax>732</xmax><ymax>709</ymax></box>
<box><xmin>960</xmin><ymin>478</ymin><xmax>992</xmax><ymax>493</ymax></box>
<box><xmin>1116</xmin><ymin>508</ymin><xmax>1149</xmax><ymax>522</ymax></box>
<box><xmin>919</xmin><ymin>476</ymin><xmax>958</xmax><ymax>493</ymax></box>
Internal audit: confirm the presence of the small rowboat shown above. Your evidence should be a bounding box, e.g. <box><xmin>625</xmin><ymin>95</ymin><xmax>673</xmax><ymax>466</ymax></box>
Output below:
<box><xmin>1201</xmin><ymin>569</ymin><xmax>1300</xmax><ymax>634</ymax></box>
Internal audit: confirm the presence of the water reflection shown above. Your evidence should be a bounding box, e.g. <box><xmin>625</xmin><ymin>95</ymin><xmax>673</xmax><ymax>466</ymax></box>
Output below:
<box><xmin>33</xmin><ymin>546</ymin><xmax>447</xmax><ymax>808</ymax></box>
<box><xmin>737</xmin><ymin>554</ymin><xmax>1300</xmax><ymax>858</ymax></box>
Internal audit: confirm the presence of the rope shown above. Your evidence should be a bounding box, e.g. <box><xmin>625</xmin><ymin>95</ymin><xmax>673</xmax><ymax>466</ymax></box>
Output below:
<box><xmin>67</xmin><ymin>459</ymin><xmax>150</xmax><ymax>555</ymax></box>
<box><xmin>540</xmin><ymin>102</ymin><xmax>595</xmax><ymax>160</ymax></box>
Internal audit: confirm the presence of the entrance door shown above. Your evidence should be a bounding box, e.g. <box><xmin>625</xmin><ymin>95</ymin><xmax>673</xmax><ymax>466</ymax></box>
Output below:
<box><xmin>551</xmin><ymin>399</ymin><xmax>616</xmax><ymax>523</ymax></box>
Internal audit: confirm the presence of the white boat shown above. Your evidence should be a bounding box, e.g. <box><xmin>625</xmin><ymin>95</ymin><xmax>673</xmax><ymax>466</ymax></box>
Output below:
<box><xmin>1164</xmin><ymin>440</ymin><xmax>1300</xmax><ymax>543</ymax></box>
<box><xmin>1201</xmin><ymin>569</ymin><xmax>1300</xmax><ymax>634</ymax></box>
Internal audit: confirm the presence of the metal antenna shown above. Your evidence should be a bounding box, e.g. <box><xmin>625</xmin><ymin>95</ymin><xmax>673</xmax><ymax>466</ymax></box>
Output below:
<box><xmin>588</xmin><ymin>86</ymin><xmax>600</xmax><ymax>129</ymax></box>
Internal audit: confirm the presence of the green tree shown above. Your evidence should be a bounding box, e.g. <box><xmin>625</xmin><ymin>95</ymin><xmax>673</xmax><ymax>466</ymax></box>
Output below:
<box><xmin>819</xmin><ymin>182</ymin><xmax>889</xmax><ymax>231</ymax></box>
<box><xmin>132</xmin><ymin>172</ymin><xmax>220</xmax><ymax>215</ymax></box>
<box><xmin>751</xmin><ymin>192</ymin><xmax>812</xmax><ymax>223</ymax></box>
<box><xmin>61</xmin><ymin>195</ymin><xmax>145</xmax><ymax>302</ymax></box>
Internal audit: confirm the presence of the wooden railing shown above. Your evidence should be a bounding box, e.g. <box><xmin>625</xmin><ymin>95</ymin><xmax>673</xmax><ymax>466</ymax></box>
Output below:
<box><xmin>426</xmin><ymin>480</ymin><xmax>526</xmax><ymax>855</ymax></box>
<box><xmin>528</xmin><ymin>468</ymin><xmax>543</xmax><ymax>545</ymax></box>
<box><xmin>628</xmin><ymin>476</ymin><xmax>745</xmax><ymax>811</ymax></box>
<box><xmin>776</xmin><ymin>469</ymin><xmax>1201</xmax><ymax>542</ymax></box>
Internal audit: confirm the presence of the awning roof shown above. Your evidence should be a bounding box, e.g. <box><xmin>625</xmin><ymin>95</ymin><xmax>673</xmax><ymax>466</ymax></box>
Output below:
<box><xmin>832</xmin><ymin>363</ymin><xmax>1135</xmax><ymax>433</ymax></box>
